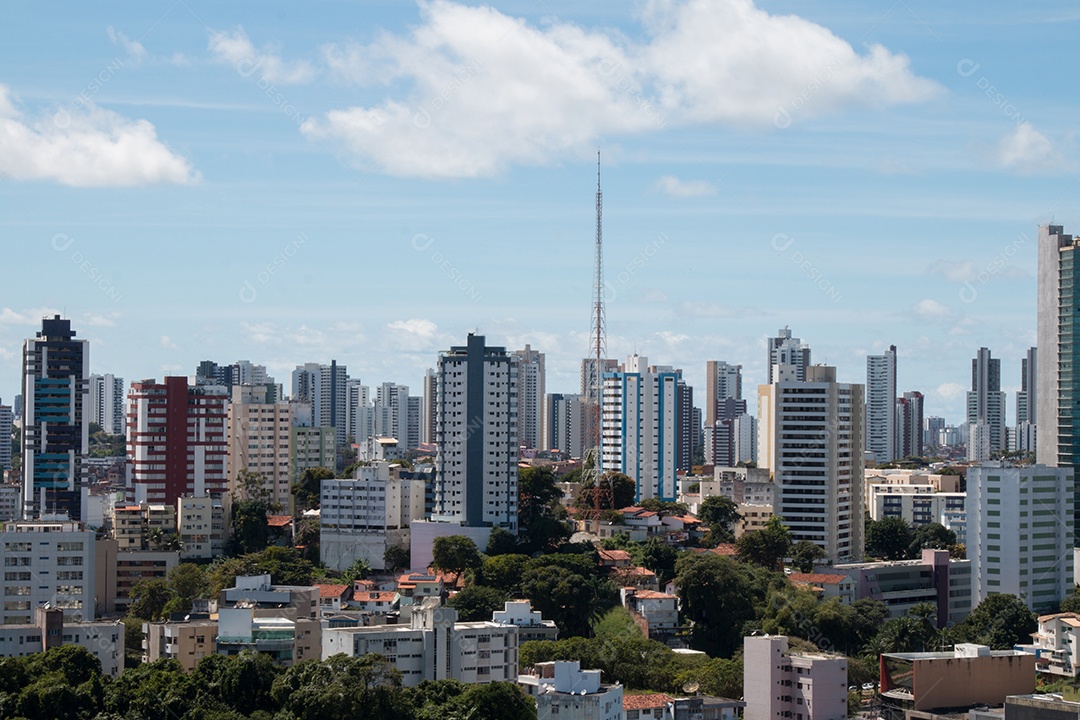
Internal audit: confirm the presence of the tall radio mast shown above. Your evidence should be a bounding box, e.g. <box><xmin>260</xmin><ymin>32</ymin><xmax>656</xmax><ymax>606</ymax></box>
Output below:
<box><xmin>586</xmin><ymin>151</ymin><xmax>610</xmax><ymax>528</ymax></box>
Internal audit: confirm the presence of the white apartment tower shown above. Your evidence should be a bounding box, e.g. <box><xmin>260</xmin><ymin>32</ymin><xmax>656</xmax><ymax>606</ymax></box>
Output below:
<box><xmin>89</xmin><ymin>374</ymin><xmax>125</xmax><ymax>435</ymax></box>
<box><xmin>865</xmin><ymin>345</ymin><xmax>898</xmax><ymax>463</ymax></box>
<box><xmin>432</xmin><ymin>334</ymin><xmax>519</xmax><ymax>531</ymax></box>
<box><xmin>346</xmin><ymin>379</ymin><xmax>371</xmax><ymax>444</ymax></box>
<box><xmin>601</xmin><ymin>355</ymin><xmax>679</xmax><ymax>502</ymax></box>
<box><xmin>767</xmin><ymin>326</ymin><xmax>811</xmax><ymax>383</ymax></box>
<box><xmin>968</xmin><ymin>463</ymin><xmax>1074</xmax><ymax>612</ymax></box>
<box><xmin>513</xmin><ymin>345</ymin><xmax>546</xmax><ymax>451</ymax></box>
<box><xmin>759</xmin><ymin>364</ymin><xmax>865</xmax><ymax>562</ymax></box>
<box><xmin>546</xmin><ymin>393</ymin><xmax>583</xmax><ymax>457</ymax></box>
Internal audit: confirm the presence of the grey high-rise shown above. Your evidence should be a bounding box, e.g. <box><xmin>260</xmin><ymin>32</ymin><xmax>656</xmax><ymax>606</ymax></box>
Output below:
<box><xmin>865</xmin><ymin>346</ymin><xmax>898</xmax><ymax>463</ymax></box>
<box><xmin>767</xmin><ymin>327</ymin><xmax>811</xmax><ymax>383</ymax></box>
<box><xmin>1038</xmin><ymin>225</ymin><xmax>1080</xmax><ymax>467</ymax></box>
<box><xmin>966</xmin><ymin>347</ymin><xmax>1005</xmax><ymax>459</ymax></box>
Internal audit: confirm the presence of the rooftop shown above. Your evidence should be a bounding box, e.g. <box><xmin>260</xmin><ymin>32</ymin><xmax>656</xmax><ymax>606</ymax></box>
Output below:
<box><xmin>623</xmin><ymin>693</ymin><xmax>672</xmax><ymax>711</ymax></box>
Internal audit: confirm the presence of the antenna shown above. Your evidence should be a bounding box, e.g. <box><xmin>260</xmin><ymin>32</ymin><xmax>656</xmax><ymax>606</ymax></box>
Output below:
<box><xmin>585</xmin><ymin>150</ymin><xmax>611</xmax><ymax>530</ymax></box>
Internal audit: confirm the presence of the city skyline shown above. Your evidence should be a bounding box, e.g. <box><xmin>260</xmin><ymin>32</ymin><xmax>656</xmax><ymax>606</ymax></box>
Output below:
<box><xmin>2</xmin><ymin>1</ymin><xmax>1073</xmax><ymax>423</ymax></box>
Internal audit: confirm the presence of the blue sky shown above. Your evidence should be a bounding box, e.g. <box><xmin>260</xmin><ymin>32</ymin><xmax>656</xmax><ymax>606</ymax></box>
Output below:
<box><xmin>1</xmin><ymin>1</ymin><xmax>1076</xmax><ymax>425</ymax></box>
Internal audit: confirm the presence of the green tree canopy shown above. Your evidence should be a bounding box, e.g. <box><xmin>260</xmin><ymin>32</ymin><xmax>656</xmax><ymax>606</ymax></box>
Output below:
<box><xmin>486</xmin><ymin>526</ymin><xmax>518</xmax><ymax>556</ymax></box>
<box><xmin>865</xmin><ymin>517</ymin><xmax>914</xmax><ymax>560</ymax></box>
<box><xmin>736</xmin><ymin>516</ymin><xmax>791</xmax><ymax>570</ymax></box>
<box><xmin>230</xmin><ymin>498</ymin><xmax>269</xmax><ymax>555</ymax></box>
<box><xmin>431</xmin><ymin>535</ymin><xmax>483</xmax><ymax>582</ymax></box>
<box><xmin>790</xmin><ymin>540</ymin><xmax>828</xmax><ymax>573</ymax></box>
<box><xmin>674</xmin><ymin>552</ymin><xmax>757</xmax><ymax>656</ymax></box>
<box><xmin>698</xmin><ymin>496</ymin><xmax>740</xmax><ymax>542</ymax></box>
<box><xmin>293</xmin><ymin>466</ymin><xmax>335</xmax><ymax>511</ymax></box>
<box><xmin>448</xmin><ymin>585</ymin><xmax>510</xmax><ymax>622</ymax></box>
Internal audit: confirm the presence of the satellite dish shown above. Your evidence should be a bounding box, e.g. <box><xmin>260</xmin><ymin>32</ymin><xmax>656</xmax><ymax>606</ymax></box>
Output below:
<box><xmin>683</xmin><ymin>682</ymin><xmax>700</xmax><ymax>695</ymax></box>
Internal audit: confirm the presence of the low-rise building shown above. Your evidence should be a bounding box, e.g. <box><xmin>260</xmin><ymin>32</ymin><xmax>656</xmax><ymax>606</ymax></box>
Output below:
<box><xmin>94</xmin><ymin>540</ymin><xmax>179</xmax><ymax>616</ymax></box>
<box><xmin>0</xmin><ymin>606</ymin><xmax>124</xmax><ymax>677</ymax></box>
<box><xmin>786</xmin><ymin>573</ymin><xmax>856</xmax><ymax>604</ymax></box>
<box><xmin>670</xmin><ymin>696</ymin><xmax>744</xmax><ymax>720</ymax></box>
<box><xmin>216</xmin><ymin>606</ymin><xmax>320</xmax><ymax>666</ymax></box>
<box><xmin>1005</xmin><ymin>693</ymin><xmax>1080</xmax><ymax>718</ymax></box>
<box><xmin>624</xmin><ymin>693</ymin><xmax>674</xmax><ymax>720</ymax></box>
<box><xmin>314</xmin><ymin>584</ymin><xmax>351</xmax><ymax>613</ymax></box>
<box><xmin>880</xmin><ymin>644</ymin><xmax>1035</xmax><ymax>716</ymax></box>
<box><xmin>142</xmin><ymin>615</ymin><xmax>217</xmax><ymax>671</ymax></box>
<box><xmin>622</xmin><ymin>589</ymin><xmax>680</xmax><ymax>643</ymax></box>
<box><xmin>491</xmin><ymin>600</ymin><xmax>558</xmax><ymax>643</ymax></box>
<box><xmin>743</xmin><ymin>635</ymin><xmax>848</xmax><ymax>720</ymax></box>
<box><xmin>518</xmin><ymin>661</ymin><xmax>623</xmax><ymax>720</ymax></box>
<box><xmin>176</xmin><ymin>494</ymin><xmax>228</xmax><ymax>560</ymax></box>
<box><xmin>831</xmin><ymin>549</ymin><xmax>972</xmax><ymax>627</ymax></box>
<box><xmin>0</xmin><ymin>520</ymin><xmax>96</xmax><ymax>624</ymax></box>
<box><xmin>1021</xmin><ymin>612</ymin><xmax>1080</xmax><ymax>677</ymax></box>
<box><xmin>598</xmin><ymin>549</ymin><xmax>632</xmax><ymax>569</ymax></box>
<box><xmin>322</xmin><ymin>598</ymin><xmax>519</xmax><ymax>687</ymax></box>
<box><xmin>350</xmin><ymin>591</ymin><xmax>400</xmax><ymax>614</ymax></box>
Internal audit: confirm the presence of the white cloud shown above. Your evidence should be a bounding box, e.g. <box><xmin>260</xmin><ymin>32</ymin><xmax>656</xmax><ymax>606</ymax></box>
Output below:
<box><xmin>926</xmin><ymin>260</ymin><xmax>977</xmax><ymax>283</ymax></box>
<box><xmin>655</xmin><ymin>175</ymin><xmax>715</xmax><ymax>197</ymax></box>
<box><xmin>0</xmin><ymin>85</ymin><xmax>199</xmax><ymax>187</ymax></box>
<box><xmin>208</xmin><ymin>27</ymin><xmax>317</xmax><ymax>84</ymax></box>
<box><xmin>0</xmin><ymin>307</ymin><xmax>61</xmax><ymax>325</ymax></box>
<box><xmin>997</xmin><ymin>122</ymin><xmax>1058</xmax><ymax>172</ymax></box>
<box><xmin>160</xmin><ymin>335</ymin><xmax>178</xmax><ymax>349</ymax></box>
<box><xmin>81</xmin><ymin>312</ymin><xmax>118</xmax><ymax>327</ymax></box>
<box><xmin>934</xmin><ymin>382</ymin><xmax>966</xmax><ymax>402</ymax></box>
<box><xmin>107</xmin><ymin>26</ymin><xmax>147</xmax><ymax>64</ymax></box>
<box><xmin>303</xmin><ymin>0</ymin><xmax>939</xmax><ymax>178</ymax></box>
<box><xmin>385</xmin><ymin>319</ymin><xmax>444</xmax><ymax>353</ymax></box>
<box><xmin>912</xmin><ymin>298</ymin><xmax>951</xmax><ymax>319</ymax></box>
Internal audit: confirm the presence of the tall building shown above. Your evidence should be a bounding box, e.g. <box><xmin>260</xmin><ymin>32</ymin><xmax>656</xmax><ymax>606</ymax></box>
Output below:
<box><xmin>743</xmin><ymin>635</ymin><xmax>847</xmax><ymax>720</ymax></box>
<box><xmin>924</xmin><ymin>416</ymin><xmax>946</xmax><ymax>448</ymax></box>
<box><xmin>346</xmin><ymin>379</ymin><xmax>371</xmax><ymax>443</ymax></box>
<box><xmin>545</xmin><ymin>393</ymin><xmax>583</xmax><ymax>457</ymax></box>
<box><xmin>513</xmin><ymin>345</ymin><xmax>545</xmax><ymax>451</ymax></box>
<box><xmin>897</xmin><ymin>391</ymin><xmax>924</xmax><ymax>459</ymax></box>
<box><xmin>968</xmin><ymin>463</ymin><xmax>1073</xmax><ymax>612</ymax></box>
<box><xmin>581</xmin><ymin>357</ymin><xmax>618</xmax><ymax>461</ymax></box>
<box><xmin>0</xmin><ymin>520</ymin><xmax>96</xmax><ymax>624</ymax></box>
<box><xmin>704</xmin><ymin>361</ymin><xmax>747</xmax><ymax>466</ymax></box>
<box><xmin>0</xmin><ymin>401</ymin><xmax>12</xmax><ymax>472</ymax></box>
<box><xmin>21</xmin><ymin>315</ymin><xmax>90</xmax><ymax>521</ymax></box>
<box><xmin>291</xmin><ymin>361</ymin><xmax>348</xmax><ymax>446</ymax></box>
<box><xmin>865</xmin><ymin>345</ymin><xmax>898</xmax><ymax>463</ymax></box>
<box><xmin>759</xmin><ymin>364</ymin><xmax>865</xmax><ymax>562</ymax></box>
<box><xmin>422</xmin><ymin>368</ymin><xmax>437</xmax><ymax>445</ymax></box>
<box><xmin>1014</xmin><ymin>346</ymin><xmax>1038</xmax><ymax>454</ymax></box>
<box><xmin>374</xmin><ymin>382</ymin><xmax>411</xmax><ymax>446</ymax></box>
<box><xmin>601</xmin><ymin>355</ymin><xmax>679</xmax><ymax>503</ymax></box>
<box><xmin>196</xmin><ymin>360</ymin><xmax>274</xmax><ymax>393</ymax></box>
<box><xmin>766</xmin><ymin>327</ymin><xmax>811</xmax><ymax>383</ymax></box>
<box><xmin>966</xmin><ymin>347</ymin><xmax>1006</xmax><ymax>460</ymax></box>
<box><xmin>227</xmin><ymin>384</ymin><xmax>292</xmax><ymax>509</ymax></box>
<box><xmin>431</xmin><ymin>334</ymin><xmax>519</xmax><ymax>531</ymax></box>
<box><xmin>406</xmin><ymin>396</ymin><xmax>422</xmax><ymax>450</ymax></box>
<box><xmin>675</xmin><ymin>377</ymin><xmax>695</xmax><ymax>471</ymax></box>
<box><xmin>89</xmin><ymin>374</ymin><xmax>125</xmax><ymax>435</ymax></box>
<box><xmin>1038</xmin><ymin>225</ymin><xmax>1078</xmax><ymax>467</ymax></box>
<box><xmin>127</xmin><ymin>377</ymin><xmax>229</xmax><ymax>506</ymax></box>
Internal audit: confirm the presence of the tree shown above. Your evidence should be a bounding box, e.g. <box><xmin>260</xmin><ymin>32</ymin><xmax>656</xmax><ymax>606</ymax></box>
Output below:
<box><xmin>234</xmin><ymin>469</ymin><xmax>273</xmax><ymax>506</ymax></box>
<box><xmin>909</xmin><ymin>522</ymin><xmax>956</xmax><ymax>557</ymax></box>
<box><xmin>431</xmin><ymin>535</ymin><xmax>483</xmax><ymax>583</ymax></box>
<box><xmin>479</xmin><ymin>554</ymin><xmax>531</xmax><ymax>597</ymax></box>
<box><xmin>791</xmin><ymin>540</ymin><xmax>828</xmax><ymax>573</ymax></box>
<box><xmin>576</xmin><ymin>472</ymin><xmax>636</xmax><ymax>512</ymax></box>
<box><xmin>949</xmin><ymin>593</ymin><xmax>1036</xmax><ymax>649</ymax></box>
<box><xmin>736</xmin><ymin>516</ymin><xmax>791</xmax><ymax>570</ymax></box>
<box><xmin>522</xmin><ymin>515</ymin><xmax>571</xmax><ymax>554</ymax></box>
<box><xmin>448</xmin><ymin>585</ymin><xmax>509</xmax><ymax>622</ymax></box>
<box><xmin>865</xmin><ymin>517</ymin><xmax>914</xmax><ymax>560</ymax></box>
<box><xmin>293</xmin><ymin>466</ymin><xmax>335</xmax><ymax>511</ymax></box>
<box><xmin>271</xmin><ymin>654</ymin><xmax>408</xmax><ymax>720</ymax></box>
<box><xmin>384</xmin><ymin>544</ymin><xmax>411</xmax><ymax>573</ymax></box>
<box><xmin>698</xmin><ymin>496</ymin><xmax>740</xmax><ymax>542</ymax></box>
<box><xmin>868</xmin><ymin>604</ymin><xmax>939</xmax><ymax>654</ymax></box>
<box><xmin>675</xmin><ymin>553</ymin><xmax>757</xmax><ymax>656</ymax></box>
<box><xmin>590</xmin><ymin>606</ymin><xmax>643</xmax><ymax>640</ymax></box>
<box><xmin>521</xmin><ymin>564</ymin><xmax>609</xmax><ymax>638</ymax></box>
<box><xmin>341</xmin><ymin>558</ymin><xmax>371</xmax><ymax>585</ymax></box>
<box><xmin>168</xmin><ymin>563</ymin><xmax>208</xmax><ymax>603</ymax></box>
<box><xmin>446</xmin><ymin>682</ymin><xmax>536</xmax><ymax>720</ymax></box>
<box><xmin>1061</xmin><ymin>594</ymin><xmax>1080</xmax><ymax>614</ymax></box>
<box><xmin>677</xmin><ymin>657</ymin><xmax>742</xmax><ymax>699</ymax></box>
<box><xmin>129</xmin><ymin>578</ymin><xmax>174</xmax><ymax>620</ymax></box>
<box><xmin>518</xmin><ymin>466</ymin><xmax>562</xmax><ymax>527</ymax></box>
<box><xmin>192</xmin><ymin>651</ymin><xmax>282</xmax><ymax>716</ymax></box>
<box><xmin>637</xmin><ymin>498</ymin><xmax>689</xmax><ymax>517</ymax></box>
<box><xmin>231</xmin><ymin>498</ymin><xmax>269</xmax><ymax>555</ymax></box>
<box><xmin>208</xmin><ymin>546</ymin><xmax>316</xmax><ymax>595</ymax></box>
<box><xmin>486</xmin><ymin>526</ymin><xmax>518</xmax><ymax>556</ymax></box>
<box><xmin>295</xmin><ymin>516</ymin><xmax>320</xmax><ymax>548</ymax></box>
<box><xmin>631</xmin><ymin>537</ymin><xmax>680</xmax><ymax>585</ymax></box>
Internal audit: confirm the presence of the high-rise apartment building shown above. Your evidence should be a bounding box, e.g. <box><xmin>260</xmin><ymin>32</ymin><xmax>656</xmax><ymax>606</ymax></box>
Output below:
<box><xmin>968</xmin><ymin>463</ymin><xmax>1074</xmax><ymax>612</ymax></box>
<box><xmin>0</xmin><ymin>520</ymin><xmax>96</xmax><ymax>624</ymax></box>
<box><xmin>227</xmin><ymin>384</ymin><xmax>292</xmax><ymax>508</ymax></box>
<box><xmin>0</xmin><ymin>401</ymin><xmax>12</xmax><ymax>471</ymax></box>
<box><xmin>127</xmin><ymin>377</ymin><xmax>229</xmax><ymax>506</ymax></box>
<box><xmin>704</xmin><ymin>361</ymin><xmax>747</xmax><ymax>466</ymax></box>
<box><xmin>513</xmin><ymin>345</ymin><xmax>545</xmax><ymax>451</ymax></box>
<box><xmin>766</xmin><ymin>327</ymin><xmax>811</xmax><ymax>383</ymax></box>
<box><xmin>581</xmin><ymin>357</ymin><xmax>618</xmax><ymax>460</ymax></box>
<box><xmin>675</xmin><ymin>377</ymin><xmax>696</xmax><ymax>471</ymax></box>
<box><xmin>759</xmin><ymin>364</ymin><xmax>865</xmax><ymax>562</ymax></box>
<box><xmin>966</xmin><ymin>347</ymin><xmax>1006</xmax><ymax>461</ymax></box>
<box><xmin>601</xmin><ymin>355</ymin><xmax>679</xmax><ymax>503</ymax></box>
<box><xmin>431</xmin><ymin>334</ymin><xmax>519</xmax><ymax>531</ymax></box>
<box><xmin>1038</xmin><ymin>225</ymin><xmax>1079</xmax><ymax>467</ymax></box>
<box><xmin>924</xmin><ymin>416</ymin><xmax>946</xmax><ymax>448</ymax></box>
<box><xmin>291</xmin><ymin>361</ymin><xmax>348</xmax><ymax>446</ymax></box>
<box><xmin>866</xmin><ymin>345</ymin><xmax>898</xmax><ymax>463</ymax></box>
<box><xmin>21</xmin><ymin>315</ymin><xmax>89</xmax><ymax>521</ymax></box>
<box><xmin>545</xmin><ymin>393</ymin><xmax>583</xmax><ymax>457</ymax></box>
<box><xmin>1013</xmin><ymin>347</ymin><xmax>1038</xmax><ymax>454</ymax></box>
<box><xmin>897</xmin><ymin>391</ymin><xmax>924</xmax><ymax>459</ymax></box>
<box><xmin>346</xmin><ymin>379</ymin><xmax>371</xmax><ymax>443</ymax></box>
<box><xmin>89</xmin><ymin>374</ymin><xmax>125</xmax><ymax>435</ymax></box>
<box><xmin>422</xmin><ymin>368</ymin><xmax>437</xmax><ymax>445</ymax></box>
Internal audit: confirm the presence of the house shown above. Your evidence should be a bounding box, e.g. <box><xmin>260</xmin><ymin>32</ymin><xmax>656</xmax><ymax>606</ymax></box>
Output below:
<box><xmin>266</xmin><ymin>515</ymin><xmax>294</xmax><ymax>545</ymax></box>
<box><xmin>613</xmin><ymin>565</ymin><xmax>659</xmax><ymax>591</ymax></box>
<box><xmin>622</xmin><ymin>589</ymin><xmax>680</xmax><ymax>642</ymax></box>
<box><xmin>491</xmin><ymin>600</ymin><xmax>559</xmax><ymax>642</ymax></box>
<box><xmin>351</xmin><ymin>591</ymin><xmax>400</xmax><ymax>614</ymax></box>
<box><xmin>313</xmin><ymin>584</ymin><xmax>352</xmax><ymax>613</ymax></box>
<box><xmin>518</xmin><ymin>661</ymin><xmax>622</xmax><ymax>720</ymax></box>
<box><xmin>1021</xmin><ymin>612</ymin><xmax>1080</xmax><ymax>677</ymax></box>
<box><xmin>621</xmin><ymin>508</ymin><xmax>664</xmax><ymax>535</ymax></box>
<box><xmin>598</xmin><ymin>549</ymin><xmax>633</xmax><ymax>569</ymax></box>
<box><xmin>395</xmin><ymin>572</ymin><xmax>444</xmax><ymax>606</ymax></box>
<box><xmin>624</xmin><ymin>693</ymin><xmax>673</xmax><ymax>720</ymax></box>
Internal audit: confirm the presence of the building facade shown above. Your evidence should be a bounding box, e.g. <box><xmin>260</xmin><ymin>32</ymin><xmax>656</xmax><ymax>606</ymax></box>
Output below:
<box><xmin>967</xmin><ymin>347</ymin><xmax>1006</xmax><ymax>461</ymax></box>
<box><xmin>432</xmin><ymin>334</ymin><xmax>519</xmax><ymax>532</ymax></box>
<box><xmin>0</xmin><ymin>520</ymin><xmax>95</xmax><ymax>624</ymax></box>
<box><xmin>89</xmin><ymin>373</ymin><xmax>125</xmax><ymax>436</ymax></box>
<box><xmin>866</xmin><ymin>345</ymin><xmax>898</xmax><ymax>463</ymax></box>
<box><xmin>968</xmin><ymin>463</ymin><xmax>1074</xmax><ymax>611</ymax></box>
<box><xmin>546</xmin><ymin>393</ymin><xmax>583</xmax><ymax>457</ymax></box>
<box><xmin>758</xmin><ymin>365</ymin><xmax>865</xmax><ymax>563</ymax></box>
<box><xmin>21</xmin><ymin>316</ymin><xmax>90</xmax><ymax>521</ymax></box>
<box><xmin>602</xmin><ymin>355</ymin><xmax>679</xmax><ymax>503</ymax></box>
<box><xmin>227</xmin><ymin>384</ymin><xmax>292</xmax><ymax>508</ymax></box>
<box><xmin>513</xmin><ymin>345</ymin><xmax>545</xmax><ymax>451</ymax></box>
<box><xmin>127</xmin><ymin>377</ymin><xmax>229</xmax><ymax>506</ymax></box>
<box><xmin>1038</xmin><ymin>225</ymin><xmax>1078</xmax><ymax>467</ymax></box>
<box><xmin>743</xmin><ymin>635</ymin><xmax>847</xmax><ymax>720</ymax></box>
<box><xmin>291</xmin><ymin>361</ymin><xmax>348</xmax><ymax>446</ymax></box>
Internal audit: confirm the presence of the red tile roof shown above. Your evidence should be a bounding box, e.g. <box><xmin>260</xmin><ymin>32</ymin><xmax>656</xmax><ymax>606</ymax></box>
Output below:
<box><xmin>314</xmin><ymin>583</ymin><xmax>349</xmax><ymax>599</ymax></box>
<box><xmin>354</xmin><ymin>591</ymin><xmax>398</xmax><ymax>603</ymax></box>
<box><xmin>266</xmin><ymin>515</ymin><xmax>293</xmax><ymax>527</ymax></box>
<box><xmin>712</xmin><ymin>543</ymin><xmax>738</xmax><ymax>556</ymax></box>
<box><xmin>623</xmin><ymin>693</ymin><xmax>672</xmax><ymax>710</ymax></box>
<box><xmin>598</xmin><ymin>549</ymin><xmax>632</xmax><ymax>561</ymax></box>
<box><xmin>617</xmin><ymin>566</ymin><xmax>656</xmax><ymax>577</ymax></box>
<box><xmin>630</xmin><ymin>590</ymin><xmax>677</xmax><ymax>600</ymax></box>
